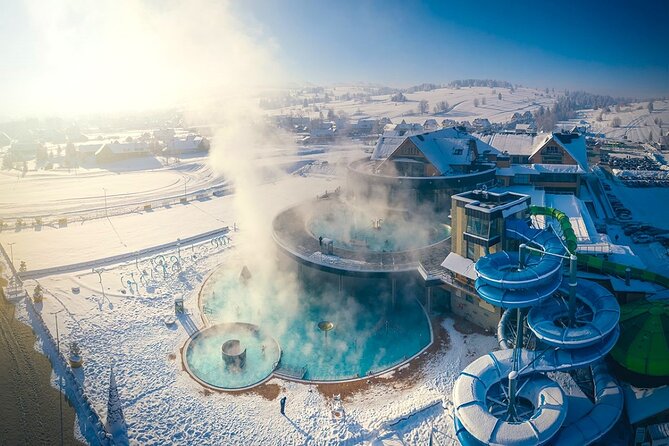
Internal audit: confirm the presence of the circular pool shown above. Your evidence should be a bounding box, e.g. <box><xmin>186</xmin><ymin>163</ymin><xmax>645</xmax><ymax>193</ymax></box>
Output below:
<box><xmin>184</xmin><ymin>323</ymin><xmax>281</xmax><ymax>390</ymax></box>
<box><xmin>306</xmin><ymin>203</ymin><xmax>450</xmax><ymax>252</ymax></box>
<box><xmin>188</xmin><ymin>265</ymin><xmax>432</xmax><ymax>385</ymax></box>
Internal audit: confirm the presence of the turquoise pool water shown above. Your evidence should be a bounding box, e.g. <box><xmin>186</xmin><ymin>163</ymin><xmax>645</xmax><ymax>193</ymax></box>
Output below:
<box><xmin>189</xmin><ymin>267</ymin><xmax>432</xmax><ymax>385</ymax></box>
<box><xmin>184</xmin><ymin>323</ymin><xmax>281</xmax><ymax>389</ymax></box>
<box><xmin>306</xmin><ymin>207</ymin><xmax>450</xmax><ymax>252</ymax></box>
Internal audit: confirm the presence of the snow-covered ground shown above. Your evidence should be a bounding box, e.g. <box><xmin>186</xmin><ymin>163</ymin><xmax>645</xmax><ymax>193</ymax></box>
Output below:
<box><xmin>596</xmin><ymin>172</ymin><xmax>669</xmax><ymax>277</ymax></box>
<box><xmin>11</xmin><ymin>244</ymin><xmax>497</xmax><ymax>445</ymax></box>
<box><xmin>0</xmin><ymin>137</ymin><xmax>502</xmax><ymax>445</ymax></box>
<box><xmin>582</xmin><ymin>99</ymin><xmax>669</xmax><ymax>143</ymax></box>
<box><xmin>271</xmin><ymin>86</ymin><xmax>556</xmax><ymax>125</ymax></box>
<box><xmin>0</xmin><ymin>174</ymin><xmax>336</xmax><ymax>272</ymax></box>
<box><xmin>2</xmin><ymin>84</ymin><xmax>666</xmax><ymax>445</ymax></box>
<box><xmin>0</xmin><ymin>155</ymin><xmax>223</xmax><ymax>218</ymax></box>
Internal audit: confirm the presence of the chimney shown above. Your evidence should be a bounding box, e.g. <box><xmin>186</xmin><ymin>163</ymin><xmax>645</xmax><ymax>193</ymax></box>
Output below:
<box><xmin>625</xmin><ymin>268</ymin><xmax>631</xmax><ymax>286</ymax></box>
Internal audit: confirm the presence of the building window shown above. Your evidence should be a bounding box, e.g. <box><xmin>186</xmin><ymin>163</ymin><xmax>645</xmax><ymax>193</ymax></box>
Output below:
<box><xmin>453</xmin><ymin>148</ymin><xmax>463</xmax><ymax>155</ymax></box>
<box><xmin>466</xmin><ymin>215</ymin><xmax>500</xmax><ymax>239</ymax></box>
<box><xmin>544</xmin><ymin>146</ymin><xmax>560</xmax><ymax>154</ymax></box>
<box><xmin>466</xmin><ymin>241</ymin><xmax>475</xmax><ymax>260</ymax></box>
<box><xmin>513</xmin><ymin>174</ymin><xmax>530</xmax><ymax>185</ymax></box>
<box><xmin>465</xmin><ymin>295</ymin><xmax>474</xmax><ymax>304</ymax></box>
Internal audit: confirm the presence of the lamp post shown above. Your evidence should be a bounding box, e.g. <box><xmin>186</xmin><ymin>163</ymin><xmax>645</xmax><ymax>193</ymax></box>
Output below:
<box><xmin>103</xmin><ymin>187</ymin><xmax>108</xmax><ymax>217</ymax></box>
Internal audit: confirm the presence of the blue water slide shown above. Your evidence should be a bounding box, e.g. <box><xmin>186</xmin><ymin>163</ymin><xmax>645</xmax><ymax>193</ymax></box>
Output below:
<box><xmin>474</xmin><ymin>218</ymin><xmax>565</xmax><ymax>309</ymax></box>
<box><xmin>452</xmin><ymin>215</ymin><xmax>624</xmax><ymax>446</ymax></box>
<box><xmin>528</xmin><ymin>281</ymin><xmax>620</xmax><ymax>348</ymax></box>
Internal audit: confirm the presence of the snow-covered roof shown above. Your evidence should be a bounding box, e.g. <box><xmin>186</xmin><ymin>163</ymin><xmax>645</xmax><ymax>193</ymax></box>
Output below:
<box><xmin>531</xmin><ymin>132</ymin><xmax>589</xmax><ymax>171</ymax></box>
<box><xmin>374</xmin><ymin>127</ymin><xmax>499</xmax><ymax>175</ymax></box>
<box><xmin>76</xmin><ymin>142</ymin><xmax>104</xmax><ymax>154</ymax></box>
<box><xmin>97</xmin><ymin>141</ymin><xmax>149</xmax><ymax>155</ymax></box>
<box><xmin>165</xmin><ymin>134</ymin><xmax>205</xmax><ymax>152</ymax></box>
<box><xmin>406</xmin><ymin>134</ymin><xmax>474</xmax><ymax>171</ymax></box>
<box><xmin>477</xmin><ymin>133</ymin><xmax>545</xmax><ymax>156</ymax></box>
<box><xmin>441</xmin><ymin>252</ymin><xmax>477</xmax><ymax>280</ymax></box>
<box><xmin>372</xmin><ymin>129</ymin><xmax>424</xmax><ymax>160</ymax></box>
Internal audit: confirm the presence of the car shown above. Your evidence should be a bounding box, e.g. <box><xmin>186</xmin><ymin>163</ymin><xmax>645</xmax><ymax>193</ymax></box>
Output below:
<box><xmin>603</xmin><ymin>183</ymin><xmax>611</xmax><ymax>190</ymax></box>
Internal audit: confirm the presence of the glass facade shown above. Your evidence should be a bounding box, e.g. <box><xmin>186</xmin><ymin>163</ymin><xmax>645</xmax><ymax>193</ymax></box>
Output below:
<box><xmin>465</xmin><ymin>214</ymin><xmax>499</xmax><ymax>239</ymax></box>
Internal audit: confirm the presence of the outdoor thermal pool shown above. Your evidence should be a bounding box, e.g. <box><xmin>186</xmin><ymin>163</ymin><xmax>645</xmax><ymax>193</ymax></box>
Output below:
<box><xmin>184</xmin><ymin>265</ymin><xmax>432</xmax><ymax>389</ymax></box>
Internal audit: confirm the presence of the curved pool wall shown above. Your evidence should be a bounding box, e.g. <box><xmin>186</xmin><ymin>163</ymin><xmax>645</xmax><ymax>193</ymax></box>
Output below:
<box><xmin>453</xmin><ymin>216</ymin><xmax>624</xmax><ymax>446</ymax></box>
<box><xmin>184</xmin><ymin>323</ymin><xmax>281</xmax><ymax>390</ymax></box>
<box><xmin>190</xmin><ymin>264</ymin><xmax>432</xmax><ymax>386</ymax></box>
<box><xmin>272</xmin><ymin>197</ymin><xmax>452</xmax><ymax>276</ymax></box>
<box><xmin>347</xmin><ymin>158</ymin><xmax>497</xmax><ymax>212</ymax></box>
<box><xmin>305</xmin><ymin>203</ymin><xmax>450</xmax><ymax>253</ymax></box>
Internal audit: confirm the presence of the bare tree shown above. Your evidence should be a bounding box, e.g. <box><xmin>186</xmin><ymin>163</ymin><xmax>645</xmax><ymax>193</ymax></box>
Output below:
<box><xmin>648</xmin><ymin>101</ymin><xmax>654</xmax><ymax>113</ymax></box>
<box><xmin>418</xmin><ymin>99</ymin><xmax>429</xmax><ymax>114</ymax></box>
<box><xmin>473</xmin><ymin>98</ymin><xmax>479</xmax><ymax>107</ymax></box>
<box><xmin>498</xmin><ymin>93</ymin><xmax>502</xmax><ymax>101</ymax></box>
<box><xmin>612</xmin><ymin>117</ymin><xmax>622</xmax><ymax>127</ymax></box>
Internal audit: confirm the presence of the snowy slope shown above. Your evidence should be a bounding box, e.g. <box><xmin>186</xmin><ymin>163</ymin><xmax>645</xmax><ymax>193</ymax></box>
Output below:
<box><xmin>269</xmin><ymin>86</ymin><xmax>556</xmax><ymax>125</ymax></box>
<box><xmin>582</xmin><ymin>100</ymin><xmax>669</xmax><ymax>143</ymax></box>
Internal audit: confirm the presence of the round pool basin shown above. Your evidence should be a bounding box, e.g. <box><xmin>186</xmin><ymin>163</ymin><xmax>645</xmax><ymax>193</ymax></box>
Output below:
<box><xmin>184</xmin><ymin>323</ymin><xmax>280</xmax><ymax>390</ymax></box>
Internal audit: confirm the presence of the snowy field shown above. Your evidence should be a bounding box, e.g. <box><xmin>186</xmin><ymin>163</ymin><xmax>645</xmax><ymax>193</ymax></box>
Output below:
<box><xmin>12</xmin><ymin>245</ymin><xmax>497</xmax><ymax>445</ymax></box>
<box><xmin>0</xmin><ymin>174</ymin><xmax>337</xmax><ymax>272</ymax></box>
<box><xmin>0</xmin><ymin>155</ymin><xmax>223</xmax><ymax>218</ymax></box>
<box><xmin>2</xmin><ymin>85</ymin><xmax>666</xmax><ymax>445</ymax></box>
<box><xmin>0</xmin><ymin>133</ymin><xmax>503</xmax><ymax>445</ymax></box>
<box><xmin>582</xmin><ymin>99</ymin><xmax>669</xmax><ymax>143</ymax></box>
<box><xmin>270</xmin><ymin>86</ymin><xmax>556</xmax><ymax>125</ymax></box>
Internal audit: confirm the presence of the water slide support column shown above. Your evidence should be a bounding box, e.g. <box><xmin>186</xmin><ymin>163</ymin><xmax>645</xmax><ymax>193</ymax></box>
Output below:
<box><xmin>568</xmin><ymin>254</ymin><xmax>578</xmax><ymax>326</ymax></box>
<box><xmin>507</xmin><ymin>370</ymin><xmax>518</xmax><ymax>421</ymax></box>
<box><xmin>507</xmin><ymin>244</ymin><xmax>529</xmax><ymax>418</ymax></box>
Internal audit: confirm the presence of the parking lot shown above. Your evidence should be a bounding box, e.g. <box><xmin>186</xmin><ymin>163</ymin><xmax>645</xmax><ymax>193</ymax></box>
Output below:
<box><xmin>601</xmin><ymin>152</ymin><xmax>669</xmax><ymax>187</ymax></box>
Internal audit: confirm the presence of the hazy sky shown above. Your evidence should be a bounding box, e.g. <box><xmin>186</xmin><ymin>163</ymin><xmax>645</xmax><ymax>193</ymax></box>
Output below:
<box><xmin>1</xmin><ymin>0</ymin><xmax>667</xmax><ymax>118</ymax></box>
<box><xmin>233</xmin><ymin>0</ymin><xmax>668</xmax><ymax>96</ymax></box>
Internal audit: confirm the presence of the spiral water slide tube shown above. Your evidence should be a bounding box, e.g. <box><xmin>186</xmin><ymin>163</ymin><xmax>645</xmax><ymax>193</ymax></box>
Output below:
<box><xmin>452</xmin><ymin>215</ymin><xmax>624</xmax><ymax>446</ymax></box>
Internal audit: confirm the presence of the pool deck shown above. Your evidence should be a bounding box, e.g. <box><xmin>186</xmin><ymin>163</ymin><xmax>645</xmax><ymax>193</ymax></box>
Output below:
<box><xmin>272</xmin><ymin>200</ymin><xmax>452</xmax><ymax>276</ymax></box>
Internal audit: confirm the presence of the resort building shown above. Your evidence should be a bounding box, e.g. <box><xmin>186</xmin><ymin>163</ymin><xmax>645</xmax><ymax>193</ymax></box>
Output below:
<box><xmin>94</xmin><ymin>141</ymin><xmax>150</xmax><ymax>163</ymax></box>
<box><xmin>347</xmin><ymin>127</ymin><xmax>498</xmax><ymax>211</ymax></box>
<box><xmin>162</xmin><ymin>134</ymin><xmax>209</xmax><ymax>155</ymax></box>
<box><xmin>480</xmin><ymin>130</ymin><xmax>589</xmax><ymax>195</ymax></box>
<box><xmin>430</xmin><ymin>190</ymin><xmax>531</xmax><ymax>331</ymax></box>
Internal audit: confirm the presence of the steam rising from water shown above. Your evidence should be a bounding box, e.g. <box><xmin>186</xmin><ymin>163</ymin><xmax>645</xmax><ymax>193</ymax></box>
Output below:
<box><xmin>15</xmin><ymin>0</ymin><xmax>280</xmax><ymax>117</ymax></box>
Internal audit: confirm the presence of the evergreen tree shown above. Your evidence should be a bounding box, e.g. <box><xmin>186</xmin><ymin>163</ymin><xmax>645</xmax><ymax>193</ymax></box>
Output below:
<box><xmin>107</xmin><ymin>367</ymin><xmax>129</xmax><ymax>446</ymax></box>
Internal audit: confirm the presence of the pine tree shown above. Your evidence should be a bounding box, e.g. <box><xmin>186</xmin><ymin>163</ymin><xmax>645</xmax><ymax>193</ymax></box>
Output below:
<box><xmin>107</xmin><ymin>367</ymin><xmax>129</xmax><ymax>445</ymax></box>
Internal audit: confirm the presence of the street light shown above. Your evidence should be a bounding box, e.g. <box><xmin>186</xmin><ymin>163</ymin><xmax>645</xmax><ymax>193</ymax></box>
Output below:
<box><xmin>103</xmin><ymin>187</ymin><xmax>108</xmax><ymax>217</ymax></box>
<box><xmin>7</xmin><ymin>241</ymin><xmax>15</xmax><ymax>267</ymax></box>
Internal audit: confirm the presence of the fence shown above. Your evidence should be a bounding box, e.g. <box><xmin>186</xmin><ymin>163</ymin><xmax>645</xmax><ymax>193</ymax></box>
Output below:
<box><xmin>0</xmin><ymin>241</ymin><xmax>114</xmax><ymax>445</ymax></box>
<box><xmin>25</xmin><ymin>296</ymin><xmax>114</xmax><ymax>445</ymax></box>
<box><xmin>0</xmin><ymin>183</ymin><xmax>231</xmax><ymax>231</ymax></box>
<box><xmin>19</xmin><ymin>226</ymin><xmax>230</xmax><ymax>280</ymax></box>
